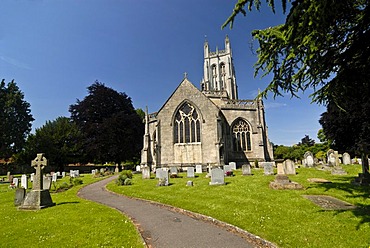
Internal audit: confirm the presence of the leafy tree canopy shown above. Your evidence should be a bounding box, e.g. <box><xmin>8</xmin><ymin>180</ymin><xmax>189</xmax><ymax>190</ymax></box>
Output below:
<box><xmin>69</xmin><ymin>81</ymin><xmax>144</xmax><ymax>164</ymax></box>
<box><xmin>0</xmin><ymin>79</ymin><xmax>34</xmax><ymax>159</ymax></box>
<box><xmin>21</xmin><ymin>117</ymin><xmax>83</xmax><ymax>171</ymax></box>
<box><xmin>223</xmin><ymin>0</ymin><xmax>370</xmax><ymax>104</ymax></box>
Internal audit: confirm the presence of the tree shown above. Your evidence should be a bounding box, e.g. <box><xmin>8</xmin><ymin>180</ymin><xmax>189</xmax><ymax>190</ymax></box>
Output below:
<box><xmin>20</xmin><ymin>117</ymin><xmax>83</xmax><ymax>171</ymax></box>
<box><xmin>224</xmin><ymin>0</ymin><xmax>370</xmax><ymax>179</ymax></box>
<box><xmin>299</xmin><ymin>135</ymin><xmax>315</xmax><ymax>147</ymax></box>
<box><xmin>69</xmin><ymin>81</ymin><xmax>144</xmax><ymax>164</ymax></box>
<box><xmin>0</xmin><ymin>79</ymin><xmax>34</xmax><ymax>160</ymax></box>
<box><xmin>223</xmin><ymin>0</ymin><xmax>370</xmax><ymax>104</ymax></box>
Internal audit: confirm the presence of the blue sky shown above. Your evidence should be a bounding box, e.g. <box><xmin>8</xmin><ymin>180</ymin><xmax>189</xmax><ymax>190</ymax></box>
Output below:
<box><xmin>0</xmin><ymin>0</ymin><xmax>325</xmax><ymax>146</ymax></box>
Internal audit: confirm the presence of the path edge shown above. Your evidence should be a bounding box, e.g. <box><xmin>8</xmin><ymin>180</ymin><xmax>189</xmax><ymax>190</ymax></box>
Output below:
<box><xmin>104</xmin><ymin>183</ymin><xmax>278</xmax><ymax>248</ymax></box>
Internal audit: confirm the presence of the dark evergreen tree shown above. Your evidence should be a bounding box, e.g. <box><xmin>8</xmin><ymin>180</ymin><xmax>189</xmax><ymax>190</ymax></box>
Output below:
<box><xmin>299</xmin><ymin>135</ymin><xmax>315</xmax><ymax>147</ymax></box>
<box><xmin>0</xmin><ymin>79</ymin><xmax>34</xmax><ymax>160</ymax></box>
<box><xmin>69</xmin><ymin>81</ymin><xmax>144</xmax><ymax>164</ymax></box>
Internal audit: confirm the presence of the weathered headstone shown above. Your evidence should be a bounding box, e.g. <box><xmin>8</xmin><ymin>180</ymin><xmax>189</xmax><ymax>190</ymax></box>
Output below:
<box><xmin>242</xmin><ymin>164</ymin><xmax>251</xmax><ymax>176</ymax></box>
<box><xmin>157</xmin><ymin>168</ymin><xmax>169</xmax><ymax>186</ymax></box>
<box><xmin>187</xmin><ymin>167</ymin><xmax>195</xmax><ymax>178</ymax></box>
<box><xmin>195</xmin><ymin>165</ymin><xmax>202</xmax><ymax>173</ymax></box>
<box><xmin>61</xmin><ymin>171</ymin><xmax>66</xmax><ymax>178</ymax></box>
<box><xmin>19</xmin><ymin>153</ymin><xmax>55</xmax><ymax>210</ymax></box>
<box><xmin>21</xmin><ymin>174</ymin><xmax>28</xmax><ymax>189</ymax></box>
<box><xmin>43</xmin><ymin>176</ymin><xmax>52</xmax><ymax>190</ymax></box>
<box><xmin>14</xmin><ymin>188</ymin><xmax>26</xmax><ymax>206</ymax></box>
<box><xmin>229</xmin><ymin>162</ymin><xmax>236</xmax><ymax>171</ymax></box>
<box><xmin>170</xmin><ymin>166</ymin><xmax>178</xmax><ymax>175</ymax></box>
<box><xmin>269</xmin><ymin>175</ymin><xmax>304</xmax><ymax>190</ymax></box>
<box><xmin>186</xmin><ymin>181</ymin><xmax>193</xmax><ymax>186</ymax></box>
<box><xmin>115</xmin><ymin>164</ymin><xmax>119</xmax><ymax>174</ymax></box>
<box><xmin>100</xmin><ymin>168</ymin><xmax>105</xmax><ymax>174</ymax></box>
<box><xmin>283</xmin><ymin>159</ymin><xmax>296</xmax><ymax>175</ymax></box>
<box><xmin>142</xmin><ymin>166</ymin><xmax>150</xmax><ymax>179</ymax></box>
<box><xmin>7</xmin><ymin>171</ymin><xmax>11</xmax><ymax>182</ymax></box>
<box><xmin>13</xmin><ymin>178</ymin><xmax>19</xmax><ymax>188</ymax></box>
<box><xmin>277</xmin><ymin>163</ymin><xmax>285</xmax><ymax>175</ymax></box>
<box><xmin>343</xmin><ymin>153</ymin><xmax>351</xmax><ymax>165</ymax></box>
<box><xmin>327</xmin><ymin>149</ymin><xmax>335</xmax><ymax>166</ymax></box>
<box><xmin>52</xmin><ymin>173</ymin><xmax>57</xmax><ymax>182</ymax></box>
<box><xmin>304</xmin><ymin>151</ymin><xmax>314</xmax><ymax>167</ymax></box>
<box><xmin>223</xmin><ymin>164</ymin><xmax>232</xmax><ymax>174</ymax></box>
<box><xmin>209</xmin><ymin>168</ymin><xmax>225</xmax><ymax>185</ymax></box>
<box><xmin>91</xmin><ymin>169</ymin><xmax>96</xmax><ymax>175</ymax></box>
<box><xmin>136</xmin><ymin>165</ymin><xmax>141</xmax><ymax>172</ymax></box>
<box><xmin>30</xmin><ymin>173</ymin><xmax>34</xmax><ymax>182</ymax></box>
<box><xmin>261</xmin><ymin>162</ymin><xmax>275</xmax><ymax>175</ymax></box>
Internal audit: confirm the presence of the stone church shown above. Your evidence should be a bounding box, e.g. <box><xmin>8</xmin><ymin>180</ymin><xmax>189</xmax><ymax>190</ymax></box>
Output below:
<box><xmin>141</xmin><ymin>36</ymin><xmax>273</xmax><ymax>170</ymax></box>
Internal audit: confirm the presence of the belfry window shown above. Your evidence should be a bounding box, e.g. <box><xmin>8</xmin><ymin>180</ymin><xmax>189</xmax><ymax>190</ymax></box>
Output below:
<box><xmin>232</xmin><ymin>119</ymin><xmax>252</xmax><ymax>151</ymax></box>
<box><xmin>174</xmin><ymin>103</ymin><xmax>201</xmax><ymax>143</ymax></box>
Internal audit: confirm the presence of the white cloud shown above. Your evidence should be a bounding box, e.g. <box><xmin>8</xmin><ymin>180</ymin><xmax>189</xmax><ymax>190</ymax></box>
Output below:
<box><xmin>264</xmin><ymin>102</ymin><xmax>287</xmax><ymax>109</ymax></box>
<box><xmin>0</xmin><ymin>55</ymin><xmax>32</xmax><ymax>70</ymax></box>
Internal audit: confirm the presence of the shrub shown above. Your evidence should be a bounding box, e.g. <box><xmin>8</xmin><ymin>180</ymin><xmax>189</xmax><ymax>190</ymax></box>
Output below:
<box><xmin>116</xmin><ymin>170</ymin><xmax>133</xmax><ymax>186</ymax></box>
<box><xmin>72</xmin><ymin>178</ymin><xmax>83</xmax><ymax>186</ymax></box>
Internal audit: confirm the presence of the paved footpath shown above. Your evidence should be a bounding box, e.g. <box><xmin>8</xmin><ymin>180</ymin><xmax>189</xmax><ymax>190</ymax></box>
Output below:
<box><xmin>78</xmin><ymin>176</ymin><xmax>275</xmax><ymax>248</ymax></box>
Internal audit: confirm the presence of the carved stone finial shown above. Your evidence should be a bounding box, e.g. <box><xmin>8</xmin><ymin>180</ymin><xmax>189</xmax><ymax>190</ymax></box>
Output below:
<box><xmin>184</xmin><ymin>72</ymin><xmax>188</xmax><ymax>79</ymax></box>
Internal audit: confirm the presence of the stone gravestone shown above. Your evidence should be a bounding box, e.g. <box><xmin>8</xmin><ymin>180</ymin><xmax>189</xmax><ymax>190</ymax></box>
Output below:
<box><xmin>52</xmin><ymin>173</ymin><xmax>57</xmax><ymax>182</ymax></box>
<box><xmin>187</xmin><ymin>167</ymin><xmax>195</xmax><ymax>178</ymax></box>
<box><xmin>229</xmin><ymin>162</ymin><xmax>236</xmax><ymax>171</ymax></box>
<box><xmin>43</xmin><ymin>176</ymin><xmax>52</xmax><ymax>190</ymax></box>
<box><xmin>327</xmin><ymin>149</ymin><xmax>336</xmax><ymax>166</ymax></box>
<box><xmin>91</xmin><ymin>169</ymin><xmax>96</xmax><ymax>175</ymax></box>
<box><xmin>261</xmin><ymin>162</ymin><xmax>275</xmax><ymax>175</ymax></box>
<box><xmin>157</xmin><ymin>168</ymin><xmax>169</xmax><ymax>186</ymax></box>
<box><xmin>14</xmin><ymin>188</ymin><xmax>26</xmax><ymax>206</ymax></box>
<box><xmin>19</xmin><ymin>153</ymin><xmax>55</xmax><ymax>210</ymax></box>
<box><xmin>277</xmin><ymin>163</ymin><xmax>285</xmax><ymax>175</ymax></box>
<box><xmin>242</xmin><ymin>164</ymin><xmax>251</xmax><ymax>176</ymax></box>
<box><xmin>13</xmin><ymin>178</ymin><xmax>19</xmax><ymax>188</ymax></box>
<box><xmin>61</xmin><ymin>171</ymin><xmax>66</xmax><ymax>178</ymax></box>
<box><xmin>343</xmin><ymin>153</ymin><xmax>351</xmax><ymax>165</ymax></box>
<box><xmin>136</xmin><ymin>165</ymin><xmax>141</xmax><ymax>172</ymax></box>
<box><xmin>30</xmin><ymin>173</ymin><xmax>34</xmax><ymax>182</ymax></box>
<box><xmin>115</xmin><ymin>164</ymin><xmax>119</xmax><ymax>174</ymax></box>
<box><xmin>21</xmin><ymin>174</ymin><xmax>28</xmax><ymax>189</ymax></box>
<box><xmin>223</xmin><ymin>164</ymin><xmax>232</xmax><ymax>174</ymax></box>
<box><xmin>283</xmin><ymin>159</ymin><xmax>296</xmax><ymax>175</ymax></box>
<box><xmin>195</xmin><ymin>165</ymin><xmax>202</xmax><ymax>174</ymax></box>
<box><xmin>304</xmin><ymin>151</ymin><xmax>314</xmax><ymax>167</ymax></box>
<box><xmin>170</xmin><ymin>167</ymin><xmax>178</xmax><ymax>176</ymax></box>
<box><xmin>142</xmin><ymin>166</ymin><xmax>150</xmax><ymax>179</ymax></box>
<box><xmin>209</xmin><ymin>168</ymin><xmax>225</xmax><ymax>185</ymax></box>
<box><xmin>7</xmin><ymin>171</ymin><xmax>11</xmax><ymax>182</ymax></box>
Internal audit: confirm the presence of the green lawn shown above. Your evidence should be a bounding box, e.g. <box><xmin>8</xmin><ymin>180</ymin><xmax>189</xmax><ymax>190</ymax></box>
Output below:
<box><xmin>107</xmin><ymin>165</ymin><xmax>370</xmax><ymax>248</ymax></box>
<box><xmin>0</xmin><ymin>175</ymin><xmax>144</xmax><ymax>248</ymax></box>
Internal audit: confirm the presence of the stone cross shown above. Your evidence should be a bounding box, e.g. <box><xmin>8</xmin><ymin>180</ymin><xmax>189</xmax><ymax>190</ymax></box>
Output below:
<box><xmin>31</xmin><ymin>153</ymin><xmax>48</xmax><ymax>190</ymax></box>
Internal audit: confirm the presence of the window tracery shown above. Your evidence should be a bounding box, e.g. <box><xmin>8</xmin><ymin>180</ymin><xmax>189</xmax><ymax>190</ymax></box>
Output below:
<box><xmin>174</xmin><ymin>103</ymin><xmax>201</xmax><ymax>143</ymax></box>
<box><xmin>232</xmin><ymin>119</ymin><xmax>252</xmax><ymax>151</ymax></box>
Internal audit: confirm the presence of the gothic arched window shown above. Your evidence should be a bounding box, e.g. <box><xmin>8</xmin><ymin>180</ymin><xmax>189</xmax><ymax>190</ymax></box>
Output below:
<box><xmin>174</xmin><ymin>103</ymin><xmax>201</xmax><ymax>143</ymax></box>
<box><xmin>220</xmin><ymin>63</ymin><xmax>226</xmax><ymax>90</ymax></box>
<box><xmin>232</xmin><ymin>119</ymin><xmax>252</xmax><ymax>151</ymax></box>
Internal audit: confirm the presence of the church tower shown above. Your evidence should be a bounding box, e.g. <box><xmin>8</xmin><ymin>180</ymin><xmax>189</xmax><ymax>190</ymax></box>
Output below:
<box><xmin>201</xmin><ymin>36</ymin><xmax>238</xmax><ymax>101</ymax></box>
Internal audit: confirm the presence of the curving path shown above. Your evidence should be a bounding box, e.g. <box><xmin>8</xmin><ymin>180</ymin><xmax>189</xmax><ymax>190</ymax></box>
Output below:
<box><xmin>78</xmin><ymin>176</ymin><xmax>274</xmax><ymax>248</ymax></box>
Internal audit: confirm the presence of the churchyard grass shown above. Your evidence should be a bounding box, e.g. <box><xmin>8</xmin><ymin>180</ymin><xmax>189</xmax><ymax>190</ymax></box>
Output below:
<box><xmin>0</xmin><ymin>175</ymin><xmax>144</xmax><ymax>248</ymax></box>
<box><xmin>107</xmin><ymin>165</ymin><xmax>370</xmax><ymax>248</ymax></box>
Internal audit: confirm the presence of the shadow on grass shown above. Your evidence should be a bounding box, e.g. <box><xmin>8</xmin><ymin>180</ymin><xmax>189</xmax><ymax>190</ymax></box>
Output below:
<box><xmin>57</xmin><ymin>201</ymin><xmax>80</xmax><ymax>206</ymax></box>
<box><xmin>309</xmin><ymin>175</ymin><xmax>370</xmax><ymax>229</ymax></box>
